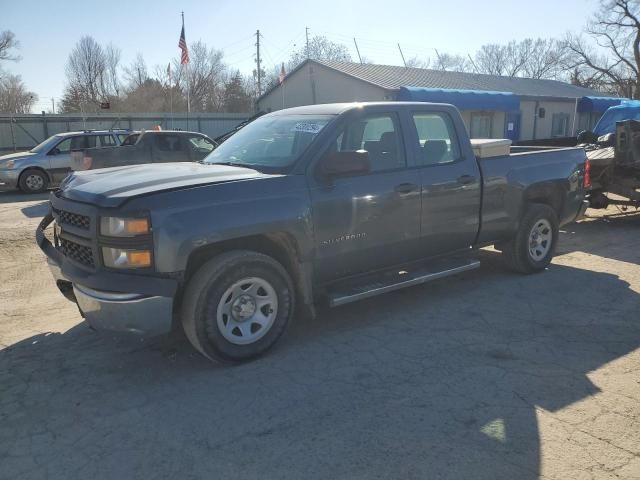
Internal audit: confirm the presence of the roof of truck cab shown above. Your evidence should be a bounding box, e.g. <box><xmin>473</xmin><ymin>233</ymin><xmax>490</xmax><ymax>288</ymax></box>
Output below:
<box><xmin>267</xmin><ymin>101</ymin><xmax>455</xmax><ymax>116</ymax></box>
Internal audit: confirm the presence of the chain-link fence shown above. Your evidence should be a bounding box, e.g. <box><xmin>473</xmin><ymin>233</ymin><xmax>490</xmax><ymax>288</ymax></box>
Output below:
<box><xmin>0</xmin><ymin>112</ymin><xmax>251</xmax><ymax>152</ymax></box>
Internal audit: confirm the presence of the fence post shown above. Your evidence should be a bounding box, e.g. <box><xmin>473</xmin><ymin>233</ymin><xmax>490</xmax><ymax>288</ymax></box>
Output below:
<box><xmin>197</xmin><ymin>116</ymin><xmax>201</xmax><ymax>132</ymax></box>
<box><xmin>9</xmin><ymin>115</ymin><xmax>16</xmax><ymax>151</ymax></box>
<box><xmin>42</xmin><ymin>112</ymin><xmax>49</xmax><ymax>139</ymax></box>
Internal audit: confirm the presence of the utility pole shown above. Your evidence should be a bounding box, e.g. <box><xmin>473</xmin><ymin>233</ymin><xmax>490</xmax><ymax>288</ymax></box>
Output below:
<box><xmin>353</xmin><ymin>38</ymin><xmax>363</xmax><ymax>64</ymax></box>
<box><xmin>255</xmin><ymin>29</ymin><xmax>262</xmax><ymax>97</ymax></box>
<box><xmin>305</xmin><ymin>26</ymin><xmax>310</xmax><ymax>58</ymax></box>
<box><xmin>51</xmin><ymin>97</ymin><xmax>55</xmax><ymax>114</ymax></box>
<box><xmin>467</xmin><ymin>54</ymin><xmax>479</xmax><ymax>73</ymax></box>
<box><xmin>397</xmin><ymin>43</ymin><xmax>407</xmax><ymax>67</ymax></box>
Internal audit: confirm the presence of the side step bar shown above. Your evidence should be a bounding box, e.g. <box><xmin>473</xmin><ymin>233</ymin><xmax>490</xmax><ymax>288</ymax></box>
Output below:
<box><xmin>328</xmin><ymin>259</ymin><xmax>481</xmax><ymax>307</ymax></box>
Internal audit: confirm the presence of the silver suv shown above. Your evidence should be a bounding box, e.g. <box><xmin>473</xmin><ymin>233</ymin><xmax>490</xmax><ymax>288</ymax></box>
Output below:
<box><xmin>0</xmin><ymin>130</ymin><xmax>130</xmax><ymax>193</ymax></box>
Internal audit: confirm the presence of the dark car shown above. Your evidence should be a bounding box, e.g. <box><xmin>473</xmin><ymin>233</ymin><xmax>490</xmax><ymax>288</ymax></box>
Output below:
<box><xmin>72</xmin><ymin>130</ymin><xmax>217</xmax><ymax>170</ymax></box>
<box><xmin>38</xmin><ymin>102</ymin><xmax>589</xmax><ymax>363</ymax></box>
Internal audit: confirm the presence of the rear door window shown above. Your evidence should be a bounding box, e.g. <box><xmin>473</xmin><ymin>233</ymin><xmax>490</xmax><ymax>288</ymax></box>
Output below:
<box><xmin>99</xmin><ymin>135</ymin><xmax>117</xmax><ymax>147</ymax></box>
<box><xmin>155</xmin><ymin>134</ymin><xmax>183</xmax><ymax>152</ymax></box>
<box><xmin>411</xmin><ymin>112</ymin><xmax>461</xmax><ymax>166</ymax></box>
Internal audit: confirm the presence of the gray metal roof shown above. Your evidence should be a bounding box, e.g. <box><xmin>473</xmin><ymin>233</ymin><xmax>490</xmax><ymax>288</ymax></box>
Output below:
<box><xmin>314</xmin><ymin>60</ymin><xmax>606</xmax><ymax>99</ymax></box>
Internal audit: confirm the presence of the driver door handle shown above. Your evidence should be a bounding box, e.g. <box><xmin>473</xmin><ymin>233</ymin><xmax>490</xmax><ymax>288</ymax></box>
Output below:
<box><xmin>394</xmin><ymin>183</ymin><xmax>419</xmax><ymax>194</ymax></box>
<box><xmin>457</xmin><ymin>175</ymin><xmax>476</xmax><ymax>185</ymax></box>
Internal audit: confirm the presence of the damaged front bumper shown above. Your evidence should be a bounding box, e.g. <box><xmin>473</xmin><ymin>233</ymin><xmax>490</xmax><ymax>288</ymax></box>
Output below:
<box><xmin>38</xmin><ymin>209</ymin><xmax>177</xmax><ymax>337</ymax></box>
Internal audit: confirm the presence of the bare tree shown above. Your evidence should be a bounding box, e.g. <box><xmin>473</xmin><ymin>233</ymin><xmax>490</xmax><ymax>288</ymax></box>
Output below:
<box><xmin>104</xmin><ymin>43</ymin><xmax>122</xmax><ymax>97</ymax></box>
<box><xmin>288</xmin><ymin>35</ymin><xmax>352</xmax><ymax>69</ymax></box>
<box><xmin>563</xmin><ymin>0</ymin><xmax>640</xmax><ymax>98</ymax></box>
<box><xmin>64</xmin><ymin>36</ymin><xmax>108</xmax><ymax>108</ymax></box>
<box><xmin>433</xmin><ymin>53</ymin><xmax>469</xmax><ymax>72</ymax></box>
<box><xmin>0</xmin><ymin>74</ymin><xmax>37</xmax><ymax>113</ymax></box>
<box><xmin>123</xmin><ymin>53</ymin><xmax>149</xmax><ymax>90</ymax></box>
<box><xmin>520</xmin><ymin>39</ymin><xmax>565</xmax><ymax>79</ymax></box>
<box><xmin>0</xmin><ymin>31</ymin><xmax>20</xmax><ymax>62</ymax></box>
<box><xmin>180</xmin><ymin>41</ymin><xmax>226</xmax><ymax>112</ymax></box>
<box><xmin>405</xmin><ymin>57</ymin><xmax>431</xmax><ymax>69</ymax></box>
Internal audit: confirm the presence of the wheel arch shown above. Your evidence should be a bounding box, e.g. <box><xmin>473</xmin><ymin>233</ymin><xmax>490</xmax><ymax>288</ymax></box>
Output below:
<box><xmin>18</xmin><ymin>166</ymin><xmax>53</xmax><ymax>184</ymax></box>
<box><xmin>522</xmin><ymin>181</ymin><xmax>565</xmax><ymax>220</ymax></box>
<box><xmin>175</xmin><ymin>232</ymin><xmax>314</xmax><ymax>323</ymax></box>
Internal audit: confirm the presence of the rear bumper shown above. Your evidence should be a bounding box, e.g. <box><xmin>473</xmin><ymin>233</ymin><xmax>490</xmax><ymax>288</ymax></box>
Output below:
<box><xmin>575</xmin><ymin>200</ymin><xmax>589</xmax><ymax>221</ymax></box>
<box><xmin>0</xmin><ymin>169</ymin><xmax>19</xmax><ymax>189</ymax></box>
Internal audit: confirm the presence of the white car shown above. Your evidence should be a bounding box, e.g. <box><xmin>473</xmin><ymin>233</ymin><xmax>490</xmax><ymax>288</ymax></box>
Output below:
<box><xmin>0</xmin><ymin>130</ymin><xmax>130</xmax><ymax>193</ymax></box>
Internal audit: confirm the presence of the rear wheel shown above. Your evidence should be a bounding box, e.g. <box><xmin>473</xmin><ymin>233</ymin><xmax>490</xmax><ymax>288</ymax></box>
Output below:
<box><xmin>502</xmin><ymin>203</ymin><xmax>559</xmax><ymax>273</ymax></box>
<box><xmin>181</xmin><ymin>251</ymin><xmax>294</xmax><ymax>363</ymax></box>
<box><xmin>18</xmin><ymin>169</ymin><xmax>48</xmax><ymax>193</ymax></box>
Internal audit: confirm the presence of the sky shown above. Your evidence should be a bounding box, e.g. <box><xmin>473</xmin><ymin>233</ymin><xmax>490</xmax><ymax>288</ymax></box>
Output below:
<box><xmin>3</xmin><ymin>0</ymin><xmax>598</xmax><ymax>112</ymax></box>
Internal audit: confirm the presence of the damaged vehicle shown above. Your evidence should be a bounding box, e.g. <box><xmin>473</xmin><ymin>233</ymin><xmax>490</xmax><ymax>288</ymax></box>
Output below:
<box><xmin>37</xmin><ymin>102</ymin><xmax>589</xmax><ymax>363</ymax></box>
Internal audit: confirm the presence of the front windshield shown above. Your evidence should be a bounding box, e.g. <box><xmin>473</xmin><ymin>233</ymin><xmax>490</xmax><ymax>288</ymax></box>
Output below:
<box><xmin>30</xmin><ymin>135</ymin><xmax>62</xmax><ymax>154</ymax></box>
<box><xmin>204</xmin><ymin>114</ymin><xmax>334</xmax><ymax>169</ymax></box>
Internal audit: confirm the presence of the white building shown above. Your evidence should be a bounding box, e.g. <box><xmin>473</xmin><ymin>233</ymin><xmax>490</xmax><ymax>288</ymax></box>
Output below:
<box><xmin>258</xmin><ymin>60</ymin><xmax>622</xmax><ymax>142</ymax></box>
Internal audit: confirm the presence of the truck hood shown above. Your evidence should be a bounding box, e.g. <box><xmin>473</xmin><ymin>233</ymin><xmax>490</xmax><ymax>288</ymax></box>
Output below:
<box><xmin>59</xmin><ymin>162</ymin><xmax>270</xmax><ymax>207</ymax></box>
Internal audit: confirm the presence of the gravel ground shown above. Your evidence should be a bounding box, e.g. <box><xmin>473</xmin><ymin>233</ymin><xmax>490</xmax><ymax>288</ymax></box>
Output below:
<box><xmin>0</xmin><ymin>189</ymin><xmax>639</xmax><ymax>480</ymax></box>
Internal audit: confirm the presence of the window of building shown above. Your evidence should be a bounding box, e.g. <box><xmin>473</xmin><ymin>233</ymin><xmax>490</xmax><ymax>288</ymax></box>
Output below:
<box><xmin>470</xmin><ymin>113</ymin><xmax>493</xmax><ymax>138</ymax></box>
<box><xmin>336</xmin><ymin>113</ymin><xmax>406</xmax><ymax>172</ymax></box>
<box><xmin>411</xmin><ymin>112</ymin><xmax>460</xmax><ymax>165</ymax></box>
<box><xmin>551</xmin><ymin>113</ymin><xmax>570</xmax><ymax>137</ymax></box>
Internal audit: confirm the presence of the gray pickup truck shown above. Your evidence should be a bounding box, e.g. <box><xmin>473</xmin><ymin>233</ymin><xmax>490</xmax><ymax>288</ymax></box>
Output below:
<box><xmin>71</xmin><ymin>130</ymin><xmax>217</xmax><ymax>171</ymax></box>
<box><xmin>37</xmin><ymin>102</ymin><xmax>589</xmax><ymax>363</ymax></box>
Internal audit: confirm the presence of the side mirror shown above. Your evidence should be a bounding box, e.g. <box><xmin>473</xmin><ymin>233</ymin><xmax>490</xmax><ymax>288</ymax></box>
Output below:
<box><xmin>318</xmin><ymin>150</ymin><xmax>370</xmax><ymax>179</ymax></box>
<box><xmin>49</xmin><ymin>148</ymin><xmax>60</xmax><ymax>156</ymax></box>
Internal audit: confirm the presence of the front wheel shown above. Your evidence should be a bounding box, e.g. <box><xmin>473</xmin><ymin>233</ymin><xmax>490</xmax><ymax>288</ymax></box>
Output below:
<box><xmin>181</xmin><ymin>251</ymin><xmax>294</xmax><ymax>363</ymax></box>
<box><xmin>502</xmin><ymin>203</ymin><xmax>559</xmax><ymax>273</ymax></box>
<box><xmin>18</xmin><ymin>169</ymin><xmax>48</xmax><ymax>193</ymax></box>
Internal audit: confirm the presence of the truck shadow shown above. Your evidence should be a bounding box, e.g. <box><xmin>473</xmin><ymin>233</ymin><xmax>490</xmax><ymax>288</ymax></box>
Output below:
<box><xmin>558</xmin><ymin>209</ymin><xmax>640</xmax><ymax>265</ymax></box>
<box><xmin>0</xmin><ymin>189</ymin><xmax>49</xmax><ymax>204</ymax></box>
<box><xmin>1</xmin><ymin>254</ymin><xmax>638</xmax><ymax>479</ymax></box>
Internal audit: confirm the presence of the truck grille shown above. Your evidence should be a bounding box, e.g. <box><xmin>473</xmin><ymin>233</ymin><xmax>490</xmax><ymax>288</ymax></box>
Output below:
<box><xmin>55</xmin><ymin>208</ymin><xmax>90</xmax><ymax>230</ymax></box>
<box><xmin>60</xmin><ymin>238</ymin><xmax>94</xmax><ymax>268</ymax></box>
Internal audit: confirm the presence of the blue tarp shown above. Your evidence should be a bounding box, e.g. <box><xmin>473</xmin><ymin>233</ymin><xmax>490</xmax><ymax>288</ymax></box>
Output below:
<box><xmin>398</xmin><ymin>86</ymin><xmax>520</xmax><ymax>112</ymax></box>
<box><xmin>593</xmin><ymin>100</ymin><xmax>640</xmax><ymax>136</ymax></box>
<box><xmin>577</xmin><ymin>96</ymin><xmax>624</xmax><ymax>113</ymax></box>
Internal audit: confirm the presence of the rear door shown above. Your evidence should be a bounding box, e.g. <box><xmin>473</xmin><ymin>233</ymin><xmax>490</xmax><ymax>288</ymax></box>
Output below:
<box><xmin>151</xmin><ymin>134</ymin><xmax>187</xmax><ymax>163</ymax></box>
<box><xmin>409</xmin><ymin>109</ymin><xmax>482</xmax><ymax>257</ymax></box>
<box><xmin>309</xmin><ymin>109</ymin><xmax>422</xmax><ymax>281</ymax></box>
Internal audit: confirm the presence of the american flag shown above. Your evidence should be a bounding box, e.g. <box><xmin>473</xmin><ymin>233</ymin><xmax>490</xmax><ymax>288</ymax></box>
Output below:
<box><xmin>178</xmin><ymin>25</ymin><xmax>189</xmax><ymax>65</ymax></box>
<box><xmin>279</xmin><ymin>63</ymin><xmax>286</xmax><ymax>84</ymax></box>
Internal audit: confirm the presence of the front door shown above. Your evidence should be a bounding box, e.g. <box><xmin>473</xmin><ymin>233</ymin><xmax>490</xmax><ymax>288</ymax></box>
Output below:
<box><xmin>47</xmin><ymin>135</ymin><xmax>83</xmax><ymax>184</ymax></box>
<box><xmin>310</xmin><ymin>111</ymin><xmax>422</xmax><ymax>282</ymax></box>
<box><xmin>409</xmin><ymin>110</ymin><xmax>482</xmax><ymax>258</ymax></box>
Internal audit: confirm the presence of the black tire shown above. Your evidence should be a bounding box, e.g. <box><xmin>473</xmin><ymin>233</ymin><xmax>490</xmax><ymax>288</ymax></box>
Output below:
<box><xmin>502</xmin><ymin>203</ymin><xmax>559</xmax><ymax>274</ymax></box>
<box><xmin>18</xmin><ymin>169</ymin><xmax>48</xmax><ymax>194</ymax></box>
<box><xmin>181</xmin><ymin>250</ymin><xmax>295</xmax><ymax>364</ymax></box>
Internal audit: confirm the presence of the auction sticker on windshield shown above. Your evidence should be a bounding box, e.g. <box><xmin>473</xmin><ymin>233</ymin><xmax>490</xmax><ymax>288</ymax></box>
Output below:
<box><xmin>292</xmin><ymin>122</ymin><xmax>324</xmax><ymax>134</ymax></box>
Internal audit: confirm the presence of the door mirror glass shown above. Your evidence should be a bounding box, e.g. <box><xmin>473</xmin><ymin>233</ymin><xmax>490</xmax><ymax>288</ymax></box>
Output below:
<box><xmin>319</xmin><ymin>150</ymin><xmax>370</xmax><ymax>179</ymax></box>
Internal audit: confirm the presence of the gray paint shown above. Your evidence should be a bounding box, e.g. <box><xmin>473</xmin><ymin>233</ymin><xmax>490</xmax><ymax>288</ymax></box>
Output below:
<box><xmin>39</xmin><ymin>103</ymin><xmax>587</xmax><ymax>320</ymax></box>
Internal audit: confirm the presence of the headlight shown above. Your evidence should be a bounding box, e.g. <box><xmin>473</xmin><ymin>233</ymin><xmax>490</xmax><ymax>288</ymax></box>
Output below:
<box><xmin>2</xmin><ymin>159</ymin><xmax>15</xmax><ymax>169</ymax></box>
<box><xmin>100</xmin><ymin>216</ymin><xmax>150</xmax><ymax>237</ymax></box>
<box><xmin>102</xmin><ymin>247</ymin><xmax>152</xmax><ymax>268</ymax></box>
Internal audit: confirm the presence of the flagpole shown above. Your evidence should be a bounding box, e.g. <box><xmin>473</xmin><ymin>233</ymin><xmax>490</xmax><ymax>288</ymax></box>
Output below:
<box><xmin>169</xmin><ymin>64</ymin><xmax>174</xmax><ymax>129</ymax></box>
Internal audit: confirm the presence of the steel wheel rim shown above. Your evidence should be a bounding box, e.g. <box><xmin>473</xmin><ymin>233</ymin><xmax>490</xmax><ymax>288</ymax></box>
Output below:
<box><xmin>216</xmin><ymin>276</ymin><xmax>278</xmax><ymax>345</ymax></box>
<box><xmin>25</xmin><ymin>174</ymin><xmax>44</xmax><ymax>191</ymax></box>
<box><xmin>528</xmin><ymin>219</ymin><xmax>552</xmax><ymax>261</ymax></box>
